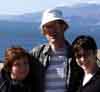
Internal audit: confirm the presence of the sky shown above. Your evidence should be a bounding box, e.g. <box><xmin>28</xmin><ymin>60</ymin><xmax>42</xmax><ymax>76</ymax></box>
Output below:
<box><xmin>0</xmin><ymin>0</ymin><xmax>100</xmax><ymax>15</ymax></box>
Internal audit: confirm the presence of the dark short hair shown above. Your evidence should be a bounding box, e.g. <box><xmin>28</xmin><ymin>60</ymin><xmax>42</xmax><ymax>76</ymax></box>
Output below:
<box><xmin>4</xmin><ymin>46</ymin><xmax>33</xmax><ymax>72</ymax></box>
<box><xmin>72</xmin><ymin>35</ymin><xmax>97</xmax><ymax>55</ymax></box>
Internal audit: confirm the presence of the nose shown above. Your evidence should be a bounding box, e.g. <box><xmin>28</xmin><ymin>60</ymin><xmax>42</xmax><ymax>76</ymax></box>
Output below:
<box><xmin>47</xmin><ymin>28</ymin><xmax>55</xmax><ymax>33</ymax></box>
<box><xmin>79</xmin><ymin>56</ymin><xmax>85</xmax><ymax>62</ymax></box>
<box><xmin>76</xmin><ymin>56</ymin><xmax>85</xmax><ymax>66</ymax></box>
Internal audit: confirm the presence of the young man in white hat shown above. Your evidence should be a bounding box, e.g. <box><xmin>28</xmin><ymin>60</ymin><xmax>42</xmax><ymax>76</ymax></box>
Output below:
<box><xmin>31</xmin><ymin>8</ymin><xmax>83</xmax><ymax>92</ymax></box>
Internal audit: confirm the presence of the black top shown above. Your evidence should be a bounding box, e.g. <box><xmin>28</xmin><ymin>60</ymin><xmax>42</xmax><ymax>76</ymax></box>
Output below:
<box><xmin>77</xmin><ymin>68</ymin><xmax>100</xmax><ymax>92</ymax></box>
<box><xmin>0</xmin><ymin>58</ymin><xmax>40</xmax><ymax>92</ymax></box>
<box><xmin>31</xmin><ymin>43</ymin><xmax>84</xmax><ymax>92</ymax></box>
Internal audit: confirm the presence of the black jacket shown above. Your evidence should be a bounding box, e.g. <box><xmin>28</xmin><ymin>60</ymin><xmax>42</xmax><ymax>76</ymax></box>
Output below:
<box><xmin>31</xmin><ymin>42</ymin><xmax>83</xmax><ymax>92</ymax></box>
<box><xmin>77</xmin><ymin>68</ymin><xmax>100</xmax><ymax>92</ymax></box>
<box><xmin>0</xmin><ymin>63</ymin><xmax>38</xmax><ymax>92</ymax></box>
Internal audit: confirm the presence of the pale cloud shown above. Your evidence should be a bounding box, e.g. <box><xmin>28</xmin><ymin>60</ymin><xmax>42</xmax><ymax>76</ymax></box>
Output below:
<box><xmin>0</xmin><ymin>0</ymin><xmax>99</xmax><ymax>15</ymax></box>
<box><xmin>78</xmin><ymin>0</ymin><xmax>100</xmax><ymax>4</ymax></box>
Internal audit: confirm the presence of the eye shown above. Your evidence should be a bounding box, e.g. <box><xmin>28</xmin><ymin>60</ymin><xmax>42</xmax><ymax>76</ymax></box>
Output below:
<box><xmin>13</xmin><ymin>62</ymin><xmax>20</xmax><ymax>66</ymax></box>
<box><xmin>23</xmin><ymin>61</ymin><xmax>29</xmax><ymax>65</ymax></box>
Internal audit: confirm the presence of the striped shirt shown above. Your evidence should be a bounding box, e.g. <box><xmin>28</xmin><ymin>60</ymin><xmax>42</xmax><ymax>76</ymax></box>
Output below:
<box><xmin>44</xmin><ymin>48</ymin><xmax>69</xmax><ymax>92</ymax></box>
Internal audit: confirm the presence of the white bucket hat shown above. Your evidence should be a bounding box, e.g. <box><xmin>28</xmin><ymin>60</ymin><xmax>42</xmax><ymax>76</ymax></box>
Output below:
<box><xmin>40</xmin><ymin>8</ymin><xmax>68</xmax><ymax>29</ymax></box>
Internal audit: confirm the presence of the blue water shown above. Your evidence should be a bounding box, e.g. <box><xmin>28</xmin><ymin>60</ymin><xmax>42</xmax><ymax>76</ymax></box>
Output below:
<box><xmin>0</xmin><ymin>30</ymin><xmax>100</xmax><ymax>62</ymax></box>
<box><xmin>0</xmin><ymin>31</ymin><xmax>47</xmax><ymax>61</ymax></box>
<box><xmin>0</xmin><ymin>21</ymin><xmax>100</xmax><ymax>62</ymax></box>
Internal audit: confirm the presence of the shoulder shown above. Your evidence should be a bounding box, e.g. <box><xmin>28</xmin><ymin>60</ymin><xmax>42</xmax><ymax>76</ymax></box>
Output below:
<box><xmin>0</xmin><ymin>69</ymin><xmax>8</xmax><ymax>88</ymax></box>
<box><xmin>31</xmin><ymin>44</ymin><xmax>46</xmax><ymax>53</ymax></box>
<box><xmin>85</xmin><ymin>71</ymin><xmax>100</xmax><ymax>92</ymax></box>
<box><xmin>65</xmin><ymin>40</ymin><xmax>73</xmax><ymax>58</ymax></box>
<box><xmin>31</xmin><ymin>44</ymin><xmax>49</xmax><ymax>58</ymax></box>
<box><xmin>94</xmin><ymin>68</ymin><xmax>100</xmax><ymax>79</ymax></box>
<box><xmin>88</xmin><ymin>68</ymin><xmax>100</xmax><ymax>87</ymax></box>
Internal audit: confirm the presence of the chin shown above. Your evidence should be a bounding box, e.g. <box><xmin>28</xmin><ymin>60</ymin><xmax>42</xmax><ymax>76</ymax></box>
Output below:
<box><xmin>81</xmin><ymin>66</ymin><xmax>87</xmax><ymax>71</ymax></box>
<box><xmin>49</xmin><ymin>39</ymin><xmax>56</xmax><ymax>44</ymax></box>
<box><xmin>16</xmin><ymin>76</ymin><xmax>26</xmax><ymax>80</ymax></box>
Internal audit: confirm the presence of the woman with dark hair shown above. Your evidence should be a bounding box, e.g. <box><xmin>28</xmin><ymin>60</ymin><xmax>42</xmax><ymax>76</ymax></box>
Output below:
<box><xmin>72</xmin><ymin>35</ymin><xmax>100</xmax><ymax>92</ymax></box>
<box><xmin>0</xmin><ymin>46</ymin><xmax>37</xmax><ymax>92</ymax></box>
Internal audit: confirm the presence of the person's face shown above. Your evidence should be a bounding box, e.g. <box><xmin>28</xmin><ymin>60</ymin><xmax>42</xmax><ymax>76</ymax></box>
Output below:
<box><xmin>43</xmin><ymin>20</ymin><xmax>66</xmax><ymax>44</ymax></box>
<box><xmin>10</xmin><ymin>57</ymin><xmax>30</xmax><ymax>80</ymax></box>
<box><xmin>75</xmin><ymin>49</ymin><xmax>96</xmax><ymax>71</ymax></box>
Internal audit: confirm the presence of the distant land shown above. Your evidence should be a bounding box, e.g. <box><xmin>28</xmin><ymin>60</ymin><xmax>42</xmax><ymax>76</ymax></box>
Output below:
<box><xmin>0</xmin><ymin>3</ymin><xmax>100</xmax><ymax>60</ymax></box>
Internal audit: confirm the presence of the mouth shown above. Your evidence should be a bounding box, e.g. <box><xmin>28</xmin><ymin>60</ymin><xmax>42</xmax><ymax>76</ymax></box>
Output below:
<box><xmin>49</xmin><ymin>32</ymin><xmax>57</xmax><ymax>37</ymax></box>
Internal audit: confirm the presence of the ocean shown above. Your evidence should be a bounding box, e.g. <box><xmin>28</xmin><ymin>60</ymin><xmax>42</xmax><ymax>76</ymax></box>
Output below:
<box><xmin>0</xmin><ymin>30</ymin><xmax>47</xmax><ymax>61</ymax></box>
<box><xmin>0</xmin><ymin>22</ymin><xmax>100</xmax><ymax>62</ymax></box>
<box><xmin>0</xmin><ymin>30</ymin><xmax>100</xmax><ymax>62</ymax></box>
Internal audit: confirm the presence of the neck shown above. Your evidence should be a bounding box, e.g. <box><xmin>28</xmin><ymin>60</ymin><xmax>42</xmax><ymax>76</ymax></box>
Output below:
<box><xmin>50</xmin><ymin>40</ymin><xmax>66</xmax><ymax>51</ymax></box>
<box><xmin>50</xmin><ymin>38</ymin><xmax>66</xmax><ymax>48</ymax></box>
<box><xmin>84</xmin><ymin>64</ymin><xmax>98</xmax><ymax>74</ymax></box>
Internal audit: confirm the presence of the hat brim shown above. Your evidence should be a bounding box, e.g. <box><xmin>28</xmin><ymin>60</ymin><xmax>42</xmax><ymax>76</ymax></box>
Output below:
<box><xmin>40</xmin><ymin>17</ymin><xmax>69</xmax><ymax>30</ymax></box>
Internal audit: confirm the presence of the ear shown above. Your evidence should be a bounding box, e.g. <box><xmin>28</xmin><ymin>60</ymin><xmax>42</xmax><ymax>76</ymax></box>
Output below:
<box><xmin>62</xmin><ymin>22</ymin><xmax>69</xmax><ymax>31</ymax></box>
<box><xmin>62</xmin><ymin>23</ymin><xmax>69</xmax><ymax>31</ymax></box>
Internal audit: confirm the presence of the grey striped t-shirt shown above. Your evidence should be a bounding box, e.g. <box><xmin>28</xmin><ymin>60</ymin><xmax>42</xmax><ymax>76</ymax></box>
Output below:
<box><xmin>44</xmin><ymin>49</ymin><xmax>69</xmax><ymax>92</ymax></box>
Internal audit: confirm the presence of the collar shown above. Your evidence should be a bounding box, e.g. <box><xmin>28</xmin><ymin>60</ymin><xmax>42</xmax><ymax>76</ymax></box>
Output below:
<box><xmin>42</xmin><ymin>40</ymin><xmax>72</xmax><ymax>58</ymax></box>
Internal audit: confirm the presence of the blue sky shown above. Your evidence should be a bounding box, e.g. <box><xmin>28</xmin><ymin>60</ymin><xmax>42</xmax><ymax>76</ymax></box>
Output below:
<box><xmin>0</xmin><ymin>0</ymin><xmax>100</xmax><ymax>15</ymax></box>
